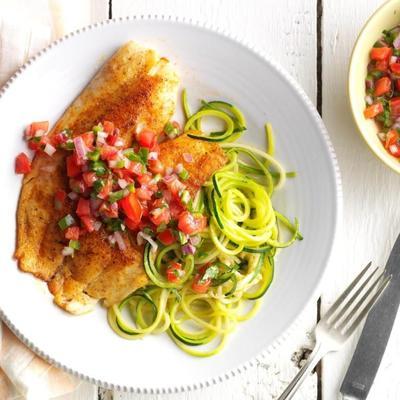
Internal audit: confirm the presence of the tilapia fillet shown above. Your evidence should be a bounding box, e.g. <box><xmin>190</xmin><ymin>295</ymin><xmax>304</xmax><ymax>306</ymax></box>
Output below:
<box><xmin>15</xmin><ymin>41</ymin><xmax>228</xmax><ymax>315</ymax></box>
<box><xmin>15</xmin><ymin>41</ymin><xmax>179</xmax><ymax>314</ymax></box>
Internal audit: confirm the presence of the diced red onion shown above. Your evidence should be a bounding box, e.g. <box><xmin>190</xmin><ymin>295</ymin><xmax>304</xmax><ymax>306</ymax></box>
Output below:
<box><xmin>108</xmin><ymin>235</ymin><xmax>116</xmax><ymax>245</ymax></box>
<box><xmin>390</xmin><ymin>144</ymin><xmax>398</xmax><ymax>154</ymax></box>
<box><xmin>118</xmin><ymin>179</ymin><xmax>128</xmax><ymax>189</ymax></box>
<box><xmin>165</xmin><ymin>167</ymin><xmax>174</xmax><ymax>175</ymax></box>
<box><xmin>365</xmin><ymin>95</ymin><xmax>373</xmax><ymax>105</ymax></box>
<box><xmin>68</xmin><ymin>192</ymin><xmax>78</xmax><ymax>200</ymax></box>
<box><xmin>44</xmin><ymin>143</ymin><xmax>56</xmax><ymax>156</ymax></box>
<box><xmin>135</xmin><ymin>122</ymin><xmax>145</xmax><ymax>134</ymax></box>
<box><xmin>391</xmin><ymin>56</ymin><xmax>398</xmax><ymax>65</ymax></box>
<box><xmin>392</xmin><ymin>122</ymin><xmax>400</xmax><ymax>130</ymax></box>
<box><xmin>81</xmin><ymin>163</ymin><xmax>89</xmax><ymax>172</ymax></box>
<box><xmin>108</xmin><ymin>160</ymin><xmax>119</xmax><ymax>168</ymax></box>
<box><xmin>137</xmin><ymin>231</ymin><xmax>158</xmax><ymax>252</ymax></box>
<box><xmin>163</xmin><ymin>174</ymin><xmax>177</xmax><ymax>184</ymax></box>
<box><xmin>182</xmin><ymin>243</ymin><xmax>196</xmax><ymax>255</ymax></box>
<box><xmin>93</xmin><ymin>221</ymin><xmax>102</xmax><ymax>231</ymax></box>
<box><xmin>148</xmin><ymin>151</ymin><xmax>158</xmax><ymax>160</ymax></box>
<box><xmin>62</xmin><ymin>246</ymin><xmax>74</xmax><ymax>257</ymax></box>
<box><xmin>365</xmin><ymin>77</ymin><xmax>374</xmax><ymax>90</ymax></box>
<box><xmin>96</xmin><ymin>131</ymin><xmax>107</xmax><ymax>144</ymax></box>
<box><xmin>114</xmin><ymin>231</ymin><xmax>127</xmax><ymax>251</ymax></box>
<box><xmin>189</xmin><ymin>235</ymin><xmax>201</xmax><ymax>246</ymax></box>
<box><xmin>175</xmin><ymin>163</ymin><xmax>184</xmax><ymax>174</ymax></box>
<box><xmin>124</xmin><ymin>158</ymin><xmax>131</xmax><ymax>168</ymax></box>
<box><xmin>394</xmin><ymin>33</ymin><xmax>400</xmax><ymax>49</ymax></box>
<box><xmin>113</xmin><ymin>128</ymin><xmax>120</xmax><ymax>135</ymax></box>
<box><xmin>35</xmin><ymin>129</ymin><xmax>46</xmax><ymax>137</ymax></box>
<box><xmin>115</xmin><ymin>140</ymin><xmax>124</xmax><ymax>147</ymax></box>
<box><xmin>73</xmin><ymin>136</ymin><xmax>88</xmax><ymax>159</ymax></box>
<box><xmin>183</xmin><ymin>153</ymin><xmax>193</xmax><ymax>163</ymax></box>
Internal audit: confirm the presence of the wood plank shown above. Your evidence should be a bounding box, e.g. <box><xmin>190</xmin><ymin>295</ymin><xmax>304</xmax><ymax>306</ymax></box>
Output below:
<box><xmin>321</xmin><ymin>0</ymin><xmax>400</xmax><ymax>399</ymax></box>
<box><xmin>110</xmin><ymin>1</ymin><xmax>318</xmax><ymax>398</ymax></box>
<box><xmin>0</xmin><ymin>1</ymin><xmax>108</xmax><ymax>399</ymax></box>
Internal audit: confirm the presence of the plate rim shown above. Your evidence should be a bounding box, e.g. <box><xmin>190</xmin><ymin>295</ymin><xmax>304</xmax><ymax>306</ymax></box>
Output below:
<box><xmin>0</xmin><ymin>14</ymin><xmax>343</xmax><ymax>394</ymax></box>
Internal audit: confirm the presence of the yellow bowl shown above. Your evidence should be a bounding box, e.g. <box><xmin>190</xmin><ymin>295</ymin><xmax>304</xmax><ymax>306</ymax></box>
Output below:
<box><xmin>349</xmin><ymin>0</ymin><xmax>400</xmax><ymax>173</ymax></box>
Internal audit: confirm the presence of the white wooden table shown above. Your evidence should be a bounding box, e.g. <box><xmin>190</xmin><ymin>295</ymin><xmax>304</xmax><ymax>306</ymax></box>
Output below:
<box><xmin>3</xmin><ymin>0</ymin><xmax>400</xmax><ymax>399</ymax></box>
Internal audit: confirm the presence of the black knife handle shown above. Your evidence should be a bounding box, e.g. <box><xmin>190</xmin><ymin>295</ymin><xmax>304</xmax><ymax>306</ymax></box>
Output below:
<box><xmin>340</xmin><ymin>279</ymin><xmax>400</xmax><ymax>399</ymax></box>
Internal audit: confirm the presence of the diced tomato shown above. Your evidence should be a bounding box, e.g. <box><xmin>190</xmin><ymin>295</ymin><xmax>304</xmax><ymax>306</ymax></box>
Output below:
<box><xmin>385</xmin><ymin>130</ymin><xmax>399</xmax><ymax>149</ymax></box>
<box><xmin>158</xmin><ymin>229</ymin><xmax>176</xmax><ymax>245</ymax></box>
<box><xmin>106</xmin><ymin>134</ymin><xmax>118</xmax><ymax>146</ymax></box>
<box><xmin>76</xmin><ymin>198</ymin><xmax>91</xmax><ymax>217</ymax></box>
<box><xmin>82</xmin><ymin>171</ymin><xmax>97</xmax><ymax>187</ymax></box>
<box><xmin>388</xmin><ymin>142</ymin><xmax>400</xmax><ymax>157</ymax></box>
<box><xmin>98</xmin><ymin>179</ymin><xmax>112</xmax><ymax>200</ymax></box>
<box><xmin>165</xmin><ymin>176</ymin><xmax>186</xmax><ymax>197</ymax></box>
<box><xmin>100</xmin><ymin>145</ymin><xmax>118</xmax><ymax>161</ymax></box>
<box><xmin>119</xmin><ymin>192</ymin><xmax>143</xmax><ymax>223</ymax></box>
<box><xmin>66</xmin><ymin>154</ymin><xmax>81</xmax><ymax>177</ymax></box>
<box><xmin>374</xmin><ymin>76</ymin><xmax>392</xmax><ymax>96</ymax></box>
<box><xmin>364</xmin><ymin>102</ymin><xmax>384</xmax><ymax>119</ymax></box>
<box><xmin>150</xmin><ymin>207</ymin><xmax>171</xmax><ymax>226</ymax></box>
<box><xmin>55</xmin><ymin>189</ymin><xmax>67</xmax><ymax>203</ymax></box>
<box><xmin>126</xmin><ymin>161</ymin><xmax>144</xmax><ymax>176</ymax></box>
<box><xmin>81</xmin><ymin>132</ymin><xmax>95</xmax><ymax>149</ymax></box>
<box><xmin>103</xmin><ymin>121</ymin><xmax>114</xmax><ymax>134</ymax></box>
<box><xmin>65</xmin><ymin>226</ymin><xmax>80</xmax><ymax>240</ymax></box>
<box><xmin>136</xmin><ymin>187</ymin><xmax>153</xmax><ymax>201</ymax></box>
<box><xmin>54</xmin><ymin>189</ymin><xmax>67</xmax><ymax>209</ymax></box>
<box><xmin>169</xmin><ymin>200</ymin><xmax>184</xmax><ymax>219</ymax></box>
<box><xmin>375</xmin><ymin>59</ymin><xmax>389</xmax><ymax>72</ymax></box>
<box><xmin>15</xmin><ymin>152</ymin><xmax>31</xmax><ymax>174</ymax></box>
<box><xmin>150</xmin><ymin>142</ymin><xmax>160</xmax><ymax>153</ymax></box>
<box><xmin>80</xmin><ymin>215</ymin><xmax>95</xmax><ymax>233</ymax></box>
<box><xmin>52</xmin><ymin>132</ymin><xmax>68</xmax><ymax>147</ymax></box>
<box><xmin>137</xmin><ymin>129</ymin><xmax>156</xmax><ymax>148</ymax></box>
<box><xmin>166</xmin><ymin>262</ymin><xmax>183</xmax><ymax>283</ymax></box>
<box><xmin>191</xmin><ymin>273</ymin><xmax>211</xmax><ymax>294</ymax></box>
<box><xmin>390</xmin><ymin>63</ymin><xmax>400</xmax><ymax>74</ymax></box>
<box><xmin>31</xmin><ymin>121</ymin><xmax>49</xmax><ymax>132</ymax></box>
<box><xmin>99</xmin><ymin>201</ymin><xmax>119</xmax><ymax>218</ymax></box>
<box><xmin>370</xmin><ymin>47</ymin><xmax>392</xmax><ymax>61</ymax></box>
<box><xmin>178</xmin><ymin>211</ymin><xmax>207</xmax><ymax>235</ymax></box>
<box><xmin>148</xmin><ymin>159</ymin><xmax>164</xmax><ymax>174</ymax></box>
<box><xmin>390</xmin><ymin>97</ymin><xmax>400</xmax><ymax>118</ymax></box>
<box><xmin>124</xmin><ymin>217</ymin><xmax>140</xmax><ymax>231</ymax></box>
<box><xmin>136</xmin><ymin>173</ymin><xmax>152</xmax><ymax>186</ymax></box>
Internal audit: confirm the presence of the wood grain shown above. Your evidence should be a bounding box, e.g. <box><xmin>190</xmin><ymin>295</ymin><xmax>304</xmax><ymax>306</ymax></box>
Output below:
<box><xmin>110</xmin><ymin>0</ymin><xmax>318</xmax><ymax>398</ymax></box>
<box><xmin>321</xmin><ymin>0</ymin><xmax>400</xmax><ymax>399</ymax></box>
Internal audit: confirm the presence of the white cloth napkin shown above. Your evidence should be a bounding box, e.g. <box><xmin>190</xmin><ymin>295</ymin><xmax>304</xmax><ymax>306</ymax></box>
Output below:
<box><xmin>0</xmin><ymin>1</ymin><xmax>93</xmax><ymax>398</ymax></box>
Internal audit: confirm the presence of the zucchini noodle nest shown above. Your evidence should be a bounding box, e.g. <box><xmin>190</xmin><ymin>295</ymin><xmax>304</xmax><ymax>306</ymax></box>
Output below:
<box><xmin>108</xmin><ymin>89</ymin><xmax>302</xmax><ymax>356</ymax></box>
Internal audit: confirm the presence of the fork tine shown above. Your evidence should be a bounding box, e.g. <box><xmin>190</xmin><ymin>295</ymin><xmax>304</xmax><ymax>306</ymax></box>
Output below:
<box><xmin>336</xmin><ymin>270</ymin><xmax>385</xmax><ymax>331</ymax></box>
<box><xmin>329</xmin><ymin>266</ymin><xmax>380</xmax><ymax>326</ymax></box>
<box><xmin>342</xmin><ymin>274</ymin><xmax>391</xmax><ymax>336</ymax></box>
<box><xmin>322</xmin><ymin>262</ymin><xmax>372</xmax><ymax>322</ymax></box>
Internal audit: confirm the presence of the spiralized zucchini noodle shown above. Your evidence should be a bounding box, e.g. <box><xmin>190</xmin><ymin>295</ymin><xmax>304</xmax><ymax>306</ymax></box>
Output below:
<box><xmin>107</xmin><ymin>89</ymin><xmax>302</xmax><ymax>356</ymax></box>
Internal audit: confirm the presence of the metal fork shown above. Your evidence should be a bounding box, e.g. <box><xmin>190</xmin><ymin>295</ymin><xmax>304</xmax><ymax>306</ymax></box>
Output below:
<box><xmin>277</xmin><ymin>262</ymin><xmax>391</xmax><ymax>400</ymax></box>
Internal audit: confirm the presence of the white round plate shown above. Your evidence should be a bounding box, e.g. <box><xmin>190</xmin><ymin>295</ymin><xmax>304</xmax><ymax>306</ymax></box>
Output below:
<box><xmin>0</xmin><ymin>17</ymin><xmax>341</xmax><ymax>393</ymax></box>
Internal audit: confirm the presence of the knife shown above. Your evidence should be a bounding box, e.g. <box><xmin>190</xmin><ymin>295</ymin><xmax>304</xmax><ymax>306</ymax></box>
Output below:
<box><xmin>340</xmin><ymin>232</ymin><xmax>400</xmax><ymax>400</ymax></box>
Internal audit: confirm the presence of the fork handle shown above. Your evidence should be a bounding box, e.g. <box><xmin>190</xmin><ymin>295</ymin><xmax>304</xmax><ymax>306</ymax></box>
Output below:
<box><xmin>277</xmin><ymin>342</ymin><xmax>328</xmax><ymax>400</ymax></box>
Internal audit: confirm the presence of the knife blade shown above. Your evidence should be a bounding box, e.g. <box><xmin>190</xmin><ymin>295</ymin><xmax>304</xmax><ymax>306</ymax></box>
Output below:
<box><xmin>340</xmin><ymin>232</ymin><xmax>400</xmax><ymax>400</ymax></box>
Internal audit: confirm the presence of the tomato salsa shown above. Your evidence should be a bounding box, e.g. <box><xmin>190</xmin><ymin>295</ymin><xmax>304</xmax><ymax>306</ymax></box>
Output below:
<box><xmin>364</xmin><ymin>26</ymin><xmax>400</xmax><ymax>158</ymax></box>
<box><xmin>15</xmin><ymin>121</ymin><xmax>207</xmax><ymax>259</ymax></box>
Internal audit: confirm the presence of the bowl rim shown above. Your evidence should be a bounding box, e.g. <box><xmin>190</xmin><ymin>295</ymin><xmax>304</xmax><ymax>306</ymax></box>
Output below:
<box><xmin>0</xmin><ymin>15</ymin><xmax>342</xmax><ymax>394</ymax></box>
<box><xmin>348</xmin><ymin>0</ymin><xmax>400</xmax><ymax>174</ymax></box>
